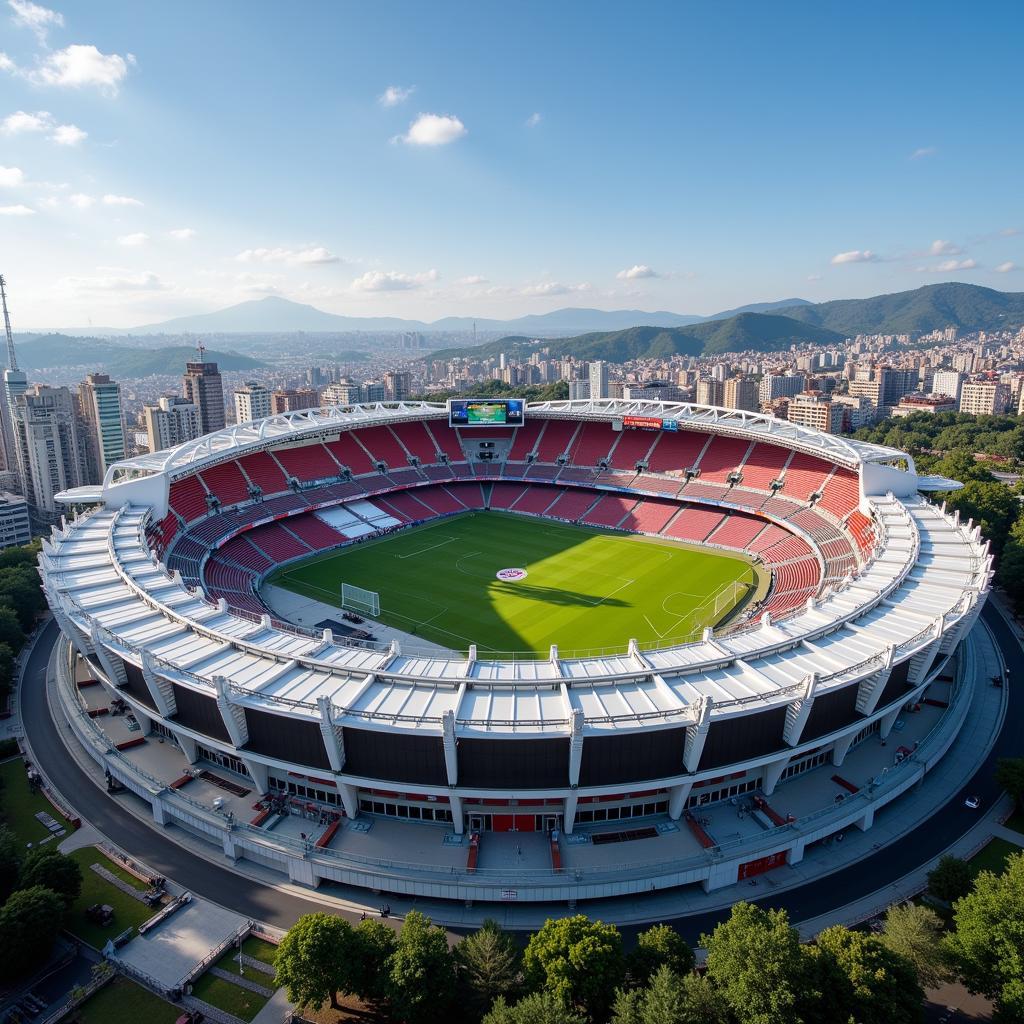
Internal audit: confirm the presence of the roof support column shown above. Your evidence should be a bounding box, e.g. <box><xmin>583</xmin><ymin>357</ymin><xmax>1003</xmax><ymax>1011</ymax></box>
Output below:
<box><xmin>683</xmin><ymin>696</ymin><xmax>713</xmax><ymax>773</ymax></box>
<box><xmin>831</xmin><ymin>732</ymin><xmax>855</xmax><ymax>767</ymax></box>
<box><xmin>856</xmin><ymin>646</ymin><xmax>894</xmax><ymax>716</ymax></box>
<box><xmin>449</xmin><ymin>793</ymin><xmax>464</xmax><ymax>836</ymax></box>
<box><xmin>568</xmin><ymin>710</ymin><xmax>584</xmax><ymax>788</ymax></box>
<box><xmin>338</xmin><ymin>783</ymin><xmax>359</xmax><ymax>821</ymax></box>
<box><xmin>907</xmin><ymin>618</ymin><xmax>944</xmax><ymax>687</ymax></box>
<box><xmin>879</xmin><ymin>704</ymin><xmax>902</xmax><ymax>741</ymax></box>
<box><xmin>563</xmin><ymin>793</ymin><xmax>578</xmax><ymax>835</ymax></box>
<box><xmin>783</xmin><ymin>673</ymin><xmax>818</xmax><ymax>747</ymax></box>
<box><xmin>141</xmin><ymin>651</ymin><xmax>177</xmax><ymax>718</ymax></box>
<box><xmin>762</xmin><ymin>754</ymin><xmax>791</xmax><ymax>796</ymax></box>
<box><xmin>88</xmin><ymin>625</ymin><xmax>127</xmax><ymax>687</ymax></box>
<box><xmin>442</xmin><ymin>710</ymin><xmax>458</xmax><ymax>786</ymax></box>
<box><xmin>240</xmin><ymin>757</ymin><xmax>269</xmax><ymax>795</ymax></box>
<box><xmin>316</xmin><ymin>696</ymin><xmax>346</xmax><ymax>773</ymax></box>
<box><xmin>668</xmin><ymin>782</ymin><xmax>693</xmax><ymax>820</ymax></box>
<box><xmin>213</xmin><ymin>675</ymin><xmax>249</xmax><ymax>749</ymax></box>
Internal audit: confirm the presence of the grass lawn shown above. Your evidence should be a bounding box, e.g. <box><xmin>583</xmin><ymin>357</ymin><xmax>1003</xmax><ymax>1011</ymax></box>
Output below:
<box><xmin>240</xmin><ymin>934</ymin><xmax>279</xmax><ymax>967</ymax></box>
<box><xmin>76</xmin><ymin>976</ymin><xmax>182</xmax><ymax>1024</ymax></box>
<box><xmin>191</xmin><ymin>969</ymin><xmax>272</xmax><ymax>1021</ymax></box>
<box><xmin>967</xmin><ymin>837</ymin><xmax>1023</xmax><ymax>877</ymax></box>
<box><xmin>0</xmin><ymin>756</ymin><xmax>68</xmax><ymax>849</ymax></box>
<box><xmin>269</xmin><ymin>510</ymin><xmax>760</xmax><ymax>656</ymax></box>
<box><xmin>65</xmin><ymin>846</ymin><xmax>155</xmax><ymax>949</ymax></box>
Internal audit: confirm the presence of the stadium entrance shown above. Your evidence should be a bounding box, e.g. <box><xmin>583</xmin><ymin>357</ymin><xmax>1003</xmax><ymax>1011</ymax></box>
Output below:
<box><xmin>468</xmin><ymin>812</ymin><xmax>562</xmax><ymax>833</ymax></box>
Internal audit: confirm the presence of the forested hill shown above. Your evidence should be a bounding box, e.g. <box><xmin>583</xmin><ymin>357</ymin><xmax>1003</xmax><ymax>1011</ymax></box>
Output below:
<box><xmin>431</xmin><ymin>313</ymin><xmax>845</xmax><ymax>362</ymax></box>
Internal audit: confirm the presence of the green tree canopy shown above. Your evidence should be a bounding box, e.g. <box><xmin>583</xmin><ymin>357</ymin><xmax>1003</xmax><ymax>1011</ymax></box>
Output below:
<box><xmin>928</xmin><ymin>855</ymin><xmax>974</xmax><ymax>903</ymax></box>
<box><xmin>386</xmin><ymin>910</ymin><xmax>456</xmax><ymax>1024</ymax></box>
<box><xmin>612</xmin><ymin>965</ymin><xmax>730</xmax><ymax>1024</ymax></box>
<box><xmin>0</xmin><ymin>824</ymin><xmax>23</xmax><ymax>903</ymax></box>
<box><xmin>945</xmin><ymin>852</ymin><xmax>1024</xmax><ymax>1021</ymax></box>
<box><xmin>941</xmin><ymin>481</ymin><xmax>1019</xmax><ymax>556</ymax></box>
<box><xmin>879</xmin><ymin>903</ymin><xmax>953</xmax><ymax>991</ymax></box>
<box><xmin>273</xmin><ymin>913</ymin><xmax>356</xmax><ymax>1011</ymax></box>
<box><xmin>0</xmin><ymin>606</ymin><xmax>25</xmax><ymax>653</ymax></box>
<box><xmin>484</xmin><ymin>991</ymin><xmax>587</xmax><ymax>1024</ymax></box>
<box><xmin>0</xmin><ymin>886</ymin><xmax>64</xmax><ymax>983</ymax></box>
<box><xmin>18</xmin><ymin>847</ymin><xmax>82</xmax><ymax>909</ymax></box>
<box><xmin>351</xmin><ymin>917</ymin><xmax>397</xmax><ymax>1003</ymax></box>
<box><xmin>454</xmin><ymin>919</ymin><xmax>521</xmax><ymax>1015</ymax></box>
<box><xmin>523</xmin><ymin>914</ymin><xmax>625</xmax><ymax>1020</ymax></box>
<box><xmin>995</xmin><ymin>758</ymin><xmax>1024</xmax><ymax>814</ymax></box>
<box><xmin>625</xmin><ymin>923</ymin><xmax>695</xmax><ymax>988</ymax></box>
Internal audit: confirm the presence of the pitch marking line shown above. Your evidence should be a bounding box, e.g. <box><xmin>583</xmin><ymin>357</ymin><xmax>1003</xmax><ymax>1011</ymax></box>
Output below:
<box><xmin>394</xmin><ymin>535</ymin><xmax>460</xmax><ymax>560</ymax></box>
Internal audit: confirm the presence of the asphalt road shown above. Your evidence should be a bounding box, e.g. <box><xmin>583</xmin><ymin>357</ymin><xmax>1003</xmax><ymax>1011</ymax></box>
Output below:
<box><xmin>19</xmin><ymin>604</ymin><xmax>1021</xmax><ymax>943</ymax></box>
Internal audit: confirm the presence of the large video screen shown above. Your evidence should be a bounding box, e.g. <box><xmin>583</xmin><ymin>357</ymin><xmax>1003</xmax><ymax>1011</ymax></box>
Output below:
<box><xmin>448</xmin><ymin>398</ymin><xmax>525</xmax><ymax>427</ymax></box>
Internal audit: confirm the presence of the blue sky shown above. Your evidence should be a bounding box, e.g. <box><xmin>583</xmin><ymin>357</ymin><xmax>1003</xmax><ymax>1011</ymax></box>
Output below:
<box><xmin>1</xmin><ymin>0</ymin><xmax>1022</xmax><ymax>327</ymax></box>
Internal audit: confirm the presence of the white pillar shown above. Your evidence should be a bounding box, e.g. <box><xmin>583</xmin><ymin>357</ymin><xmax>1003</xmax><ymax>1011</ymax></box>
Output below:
<box><xmin>563</xmin><ymin>793</ymin><xmax>579</xmax><ymax>834</ymax></box>
<box><xmin>568</xmin><ymin>710</ymin><xmax>584</xmax><ymax>787</ymax></box>
<box><xmin>668</xmin><ymin>782</ymin><xmax>693</xmax><ymax>820</ymax></box>
<box><xmin>442</xmin><ymin>710</ymin><xmax>458</xmax><ymax>785</ymax></box>
<box><xmin>683</xmin><ymin>695</ymin><xmax>713</xmax><ymax>773</ymax></box>
<box><xmin>338</xmin><ymin>782</ymin><xmax>359</xmax><ymax>820</ymax></box>
<box><xmin>450</xmin><ymin>793</ymin><xmax>464</xmax><ymax>835</ymax></box>
<box><xmin>240</xmin><ymin>757</ymin><xmax>269</xmax><ymax>794</ymax></box>
<box><xmin>762</xmin><ymin>754</ymin><xmax>790</xmax><ymax>796</ymax></box>
<box><xmin>831</xmin><ymin>732</ymin><xmax>855</xmax><ymax>767</ymax></box>
<box><xmin>879</xmin><ymin>704</ymin><xmax>902</xmax><ymax>740</ymax></box>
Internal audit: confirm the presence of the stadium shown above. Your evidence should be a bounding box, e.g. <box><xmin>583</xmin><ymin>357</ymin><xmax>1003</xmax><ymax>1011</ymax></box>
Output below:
<box><xmin>40</xmin><ymin>399</ymin><xmax>992</xmax><ymax>903</ymax></box>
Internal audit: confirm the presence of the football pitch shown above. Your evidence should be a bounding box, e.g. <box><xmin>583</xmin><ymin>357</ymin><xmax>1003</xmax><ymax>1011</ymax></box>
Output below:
<box><xmin>267</xmin><ymin>511</ymin><xmax>762</xmax><ymax>657</ymax></box>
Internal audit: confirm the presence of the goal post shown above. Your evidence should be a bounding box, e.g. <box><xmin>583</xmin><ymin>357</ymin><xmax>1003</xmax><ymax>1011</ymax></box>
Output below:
<box><xmin>340</xmin><ymin>582</ymin><xmax>380</xmax><ymax>617</ymax></box>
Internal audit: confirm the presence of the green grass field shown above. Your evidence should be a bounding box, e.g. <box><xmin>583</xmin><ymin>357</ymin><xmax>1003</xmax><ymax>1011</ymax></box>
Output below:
<box><xmin>268</xmin><ymin>511</ymin><xmax>761</xmax><ymax>656</ymax></box>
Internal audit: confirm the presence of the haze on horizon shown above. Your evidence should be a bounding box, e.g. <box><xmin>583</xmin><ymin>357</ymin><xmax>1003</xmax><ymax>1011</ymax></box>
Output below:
<box><xmin>1</xmin><ymin>0</ymin><xmax>1021</xmax><ymax>330</ymax></box>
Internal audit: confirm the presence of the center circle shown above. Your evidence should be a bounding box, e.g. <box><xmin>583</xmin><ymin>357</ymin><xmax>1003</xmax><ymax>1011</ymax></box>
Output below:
<box><xmin>496</xmin><ymin>567</ymin><xmax>528</xmax><ymax>582</ymax></box>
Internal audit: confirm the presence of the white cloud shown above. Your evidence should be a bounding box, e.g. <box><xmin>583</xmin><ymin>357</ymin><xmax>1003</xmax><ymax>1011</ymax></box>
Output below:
<box><xmin>806</xmin><ymin>274</ymin><xmax>823</xmax><ymax>281</ymax></box>
<box><xmin>929</xmin><ymin>239</ymin><xmax>962</xmax><ymax>256</ymax></box>
<box><xmin>8</xmin><ymin>0</ymin><xmax>63</xmax><ymax>43</ymax></box>
<box><xmin>831</xmin><ymin>249</ymin><xmax>878</xmax><ymax>265</ymax></box>
<box><xmin>351</xmin><ymin>269</ymin><xmax>439</xmax><ymax>292</ymax></box>
<box><xmin>995</xmin><ymin>261</ymin><xmax>1017</xmax><ymax>273</ymax></box>
<box><xmin>117</xmin><ymin>231</ymin><xmax>149</xmax><ymax>246</ymax></box>
<box><xmin>0</xmin><ymin>53</ymin><xmax>14</xmax><ymax>72</ymax></box>
<box><xmin>31</xmin><ymin>44</ymin><xmax>134</xmax><ymax>94</ymax></box>
<box><xmin>49</xmin><ymin>122</ymin><xmax>86</xmax><ymax>145</ymax></box>
<box><xmin>0</xmin><ymin>165</ymin><xmax>25</xmax><ymax>187</ymax></box>
<box><xmin>910</xmin><ymin>146</ymin><xmax>937</xmax><ymax>160</ymax></box>
<box><xmin>521</xmin><ymin>280</ymin><xmax>590</xmax><ymax>297</ymax></box>
<box><xmin>235</xmin><ymin>245</ymin><xmax>340</xmax><ymax>265</ymax></box>
<box><xmin>68</xmin><ymin>192</ymin><xmax>93</xmax><ymax>207</ymax></box>
<box><xmin>0</xmin><ymin>204</ymin><xmax>34</xmax><ymax>215</ymax></box>
<box><xmin>379</xmin><ymin>85</ymin><xmax>414</xmax><ymax>107</ymax></box>
<box><xmin>616</xmin><ymin>264</ymin><xmax>659</xmax><ymax>280</ymax></box>
<box><xmin>396</xmin><ymin>113</ymin><xmax>466</xmax><ymax>146</ymax></box>
<box><xmin>169</xmin><ymin>227</ymin><xmax>196</xmax><ymax>240</ymax></box>
<box><xmin>455</xmin><ymin>274</ymin><xmax>488</xmax><ymax>285</ymax></box>
<box><xmin>526</xmin><ymin>112</ymin><xmax>542</xmax><ymax>127</ymax></box>
<box><xmin>62</xmin><ymin>270</ymin><xmax>165</xmax><ymax>292</ymax></box>
<box><xmin>920</xmin><ymin>258</ymin><xmax>978</xmax><ymax>273</ymax></box>
<box><xmin>102</xmin><ymin>193</ymin><xmax>143</xmax><ymax>206</ymax></box>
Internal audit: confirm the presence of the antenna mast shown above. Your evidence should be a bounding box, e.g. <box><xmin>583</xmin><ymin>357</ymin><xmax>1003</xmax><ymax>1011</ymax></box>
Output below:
<box><xmin>0</xmin><ymin>275</ymin><xmax>17</xmax><ymax>372</ymax></box>
<box><xmin>196</xmin><ymin>337</ymin><xmax>206</xmax><ymax>361</ymax></box>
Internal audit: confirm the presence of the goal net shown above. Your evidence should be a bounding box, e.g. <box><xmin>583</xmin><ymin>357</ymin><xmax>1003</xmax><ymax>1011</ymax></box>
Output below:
<box><xmin>340</xmin><ymin>583</ymin><xmax>380</xmax><ymax>617</ymax></box>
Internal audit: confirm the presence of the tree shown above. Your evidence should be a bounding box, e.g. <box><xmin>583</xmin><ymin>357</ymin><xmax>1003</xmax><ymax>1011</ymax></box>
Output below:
<box><xmin>945</xmin><ymin>852</ymin><xmax>1024</xmax><ymax>1021</ymax></box>
<box><xmin>995</xmin><ymin>758</ymin><xmax>1024</xmax><ymax>814</ymax></box>
<box><xmin>702</xmin><ymin>902</ymin><xmax>815</xmax><ymax>1024</ymax></box>
<box><xmin>612</xmin><ymin>965</ymin><xmax>730</xmax><ymax>1024</ymax></box>
<box><xmin>942</xmin><ymin>481</ymin><xmax>1019</xmax><ymax>557</ymax></box>
<box><xmin>523</xmin><ymin>915</ymin><xmax>625</xmax><ymax>1020</ymax></box>
<box><xmin>273</xmin><ymin>913</ymin><xmax>355</xmax><ymax>1011</ymax></box>
<box><xmin>879</xmin><ymin>903</ymin><xmax>953</xmax><ymax>990</ymax></box>
<box><xmin>386</xmin><ymin>910</ymin><xmax>456</xmax><ymax>1024</ymax></box>
<box><xmin>928</xmin><ymin>855</ymin><xmax>974</xmax><ymax>903</ymax></box>
<box><xmin>351</xmin><ymin>917</ymin><xmax>397</xmax><ymax>1003</ymax></box>
<box><xmin>625</xmin><ymin>923</ymin><xmax>694</xmax><ymax>987</ymax></box>
<box><xmin>0</xmin><ymin>886</ymin><xmax>64</xmax><ymax>983</ymax></box>
<box><xmin>0</xmin><ymin>607</ymin><xmax>24</xmax><ymax>653</ymax></box>
<box><xmin>484</xmin><ymin>991</ymin><xmax>587</xmax><ymax>1024</ymax></box>
<box><xmin>0</xmin><ymin>824</ymin><xmax>22</xmax><ymax>904</ymax></box>
<box><xmin>453</xmin><ymin>919</ymin><xmax>521</xmax><ymax>1015</ymax></box>
<box><xmin>814</xmin><ymin>924</ymin><xmax>923</xmax><ymax>1024</ymax></box>
<box><xmin>18</xmin><ymin>847</ymin><xmax>82</xmax><ymax>909</ymax></box>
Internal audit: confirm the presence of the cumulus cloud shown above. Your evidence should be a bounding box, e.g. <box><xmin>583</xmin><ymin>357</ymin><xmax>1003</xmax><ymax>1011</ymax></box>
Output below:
<box><xmin>8</xmin><ymin>0</ymin><xmax>63</xmax><ymax>43</ymax></box>
<box><xmin>236</xmin><ymin>246</ymin><xmax>340</xmax><ymax>265</ymax></box>
<box><xmin>102</xmin><ymin>193</ymin><xmax>142</xmax><ymax>206</ymax></box>
<box><xmin>30</xmin><ymin>44</ymin><xmax>134</xmax><ymax>94</ymax></box>
<box><xmin>521</xmin><ymin>280</ymin><xmax>590</xmax><ymax>297</ymax></box>
<box><xmin>929</xmin><ymin>239</ymin><xmax>962</xmax><ymax>256</ymax></box>
<box><xmin>831</xmin><ymin>249</ymin><xmax>878</xmax><ymax>265</ymax></box>
<box><xmin>616</xmin><ymin>264</ymin><xmax>659</xmax><ymax>280</ymax></box>
<box><xmin>807</xmin><ymin>274</ymin><xmax>823</xmax><ymax>281</ymax></box>
<box><xmin>995</xmin><ymin>261</ymin><xmax>1017</xmax><ymax>273</ymax></box>
<box><xmin>0</xmin><ymin>53</ymin><xmax>13</xmax><ymax>73</ymax></box>
<box><xmin>910</xmin><ymin>146</ymin><xmax>937</xmax><ymax>160</ymax></box>
<box><xmin>0</xmin><ymin>204</ymin><xmax>34</xmax><ymax>215</ymax></box>
<box><xmin>117</xmin><ymin>231</ymin><xmax>148</xmax><ymax>246</ymax></box>
<box><xmin>455</xmin><ymin>274</ymin><xmax>488</xmax><ymax>285</ymax></box>
<box><xmin>50</xmin><ymin>122</ymin><xmax>86</xmax><ymax>145</ymax></box>
<box><xmin>62</xmin><ymin>270</ymin><xmax>165</xmax><ymax>292</ymax></box>
<box><xmin>526</xmin><ymin>112</ymin><xmax>542</xmax><ymax>127</ymax></box>
<box><xmin>0</xmin><ymin>165</ymin><xmax>25</xmax><ymax>187</ymax></box>
<box><xmin>379</xmin><ymin>84</ymin><xmax>414</xmax><ymax>107</ymax></box>
<box><xmin>351</xmin><ymin>269</ymin><xmax>439</xmax><ymax>292</ymax></box>
<box><xmin>169</xmin><ymin>227</ymin><xmax>196</xmax><ymax>240</ymax></box>
<box><xmin>68</xmin><ymin>192</ymin><xmax>93</xmax><ymax>207</ymax></box>
<box><xmin>396</xmin><ymin>113</ymin><xmax>466</xmax><ymax>146</ymax></box>
<box><xmin>1</xmin><ymin>109</ymin><xmax>86</xmax><ymax>144</ymax></box>
<box><xmin>919</xmin><ymin>258</ymin><xmax>978</xmax><ymax>273</ymax></box>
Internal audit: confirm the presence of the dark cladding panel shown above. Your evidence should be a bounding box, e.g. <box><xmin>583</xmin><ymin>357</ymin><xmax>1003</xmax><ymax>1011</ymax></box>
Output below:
<box><xmin>244</xmin><ymin>709</ymin><xmax>331</xmax><ymax>770</ymax></box>
<box><xmin>877</xmin><ymin>659</ymin><xmax>912</xmax><ymax>711</ymax></box>
<box><xmin>579</xmin><ymin>728</ymin><xmax>686</xmax><ymax>787</ymax></box>
<box><xmin>459</xmin><ymin>737</ymin><xmax>569</xmax><ymax>789</ymax></box>
<box><xmin>801</xmin><ymin>684</ymin><xmax>860</xmax><ymax>742</ymax></box>
<box><xmin>698</xmin><ymin>707</ymin><xmax>787</xmax><ymax>772</ymax></box>
<box><xmin>171</xmin><ymin>683</ymin><xmax>229</xmax><ymax>742</ymax></box>
<box><xmin>120</xmin><ymin>658</ymin><xmax>156</xmax><ymax>711</ymax></box>
<box><xmin>341</xmin><ymin>728</ymin><xmax>447</xmax><ymax>786</ymax></box>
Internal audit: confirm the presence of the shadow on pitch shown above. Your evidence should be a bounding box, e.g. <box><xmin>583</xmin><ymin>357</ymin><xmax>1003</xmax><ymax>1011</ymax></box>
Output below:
<box><xmin>492</xmin><ymin>581</ymin><xmax>628</xmax><ymax>608</ymax></box>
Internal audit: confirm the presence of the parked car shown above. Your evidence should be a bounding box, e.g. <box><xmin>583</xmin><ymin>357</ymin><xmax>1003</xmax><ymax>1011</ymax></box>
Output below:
<box><xmin>964</xmin><ymin>795</ymin><xmax>982</xmax><ymax>809</ymax></box>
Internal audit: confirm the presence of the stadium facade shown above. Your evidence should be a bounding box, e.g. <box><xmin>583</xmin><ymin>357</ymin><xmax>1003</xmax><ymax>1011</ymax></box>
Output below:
<box><xmin>40</xmin><ymin>400</ymin><xmax>991</xmax><ymax>901</ymax></box>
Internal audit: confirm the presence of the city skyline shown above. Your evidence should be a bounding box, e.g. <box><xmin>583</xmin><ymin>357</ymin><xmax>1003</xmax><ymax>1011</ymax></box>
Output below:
<box><xmin>0</xmin><ymin>0</ymin><xmax>1021</xmax><ymax>328</ymax></box>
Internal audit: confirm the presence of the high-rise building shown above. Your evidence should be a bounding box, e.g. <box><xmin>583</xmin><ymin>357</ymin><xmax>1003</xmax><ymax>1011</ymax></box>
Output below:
<box><xmin>588</xmin><ymin>361</ymin><xmax>609</xmax><ymax>400</ymax></box>
<box><xmin>0</xmin><ymin>492</ymin><xmax>29</xmax><ymax>548</ymax></box>
<box><xmin>787</xmin><ymin>391</ymin><xmax>844</xmax><ymax>434</ymax></box>
<box><xmin>696</xmin><ymin>378</ymin><xmax>724</xmax><ymax>407</ymax></box>
<box><xmin>76</xmin><ymin>372</ymin><xmax>126</xmax><ymax>482</ymax></box>
<box><xmin>322</xmin><ymin>381</ymin><xmax>365</xmax><ymax>405</ymax></box>
<box><xmin>568</xmin><ymin>379</ymin><xmax>591</xmax><ymax>401</ymax></box>
<box><xmin>233</xmin><ymin>381</ymin><xmax>271</xmax><ymax>425</ymax></box>
<box><xmin>12</xmin><ymin>385</ymin><xmax>87</xmax><ymax>516</ymax></box>
<box><xmin>271</xmin><ymin>388</ymin><xmax>321</xmax><ymax>415</ymax></box>
<box><xmin>959</xmin><ymin>380</ymin><xmax>1011</xmax><ymax>416</ymax></box>
<box><xmin>182</xmin><ymin>360</ymin><xmax>225</xmax><ymax>436</ymax></box>
<box><xmin>931</xmin><ymin>370</ymin><xmax>965</xmax><ymax>403</ymax></box>
<box><xmin>384</xmin><ymin>371</ymin><xmax>412</xmax><ymax>401</ymax></box>
<box><xmin>758</xmin><ymin>372</ymin><xmax>806</xmax><ymax>404</ymax></box>
<box><xmin>363</xmin><ymin>381</ymin><xmax>386</xmax><ymax>403</ymax></box>
<box><xmin>723</xmin><ymin>376</ymin><xmax>759</xmax><ymax>412</ymax></box>
<box><xmin>144</xmin><ymin>396</ymin><xmax>200</xmax><ymax>453</ymax></box>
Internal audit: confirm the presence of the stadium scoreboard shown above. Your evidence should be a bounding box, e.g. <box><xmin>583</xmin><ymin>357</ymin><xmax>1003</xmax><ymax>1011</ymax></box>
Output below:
<box><xmin>448</xmin><ymin>398</ymin><xmax>525</xmax><ymax>427</ymax></box>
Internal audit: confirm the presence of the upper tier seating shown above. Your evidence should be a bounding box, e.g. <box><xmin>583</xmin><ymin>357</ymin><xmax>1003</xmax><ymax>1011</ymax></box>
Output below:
<box><xmin>507</xmin><ymin>419</ymin><xmax>545</xmax><ymax>461</ymax></box>
<box><xmin>737</xmin><ymin>443</ymin><xmax>791</xmax><ymax>491</ymax></box>
<box><xmin>696</xmin><ymin>436</ymin><xmax>752</xmax><ymax>484</ymax></box>
<box><xmin>512</xmin><ymin>485</ymin><xmax>562</xmax><ymax>514</ymax></box>
<box><xmin>662</xmin><ymin>506</ymin><xmax>725</xmax><ymax>543</ymax></box>
<box><xmin>357</xmin><ymin>426</ymin><xmax>410</xmax><ymax>468</ymax></box>
<box><xmin>608</xmin><ymin>428</ymin><xmax>660</xmax><ymax>470</ymax></box>
<box><xmin>489</xmin><ymin>483</ymin><xmax>529</xmax><ymax>509</ymax></box>
<box><xmin>581</xmin><ymin>494</ymin><xmax>638</xmax><ymax>527</ymax></box>
<box><xmin>391</xmin><ymin>421</ymin><xmax>442</xmax><ymax>464</ymax></box>
<box><xmin>324</xmin><ymin>433</ymin><xmax>376</xmax><ymax>475</ymax></box>
<box><xmin>425</xmin><ymin>421</ymin><xmax>465</xmax><ymax>463</ymax></box>
<box><xmin>169</xmin><ymin>476</ymin><xmax>210</xmax><ymax>524</ymax></box>
<box><xmin>707</xmin><ymin>512</ymin><xmax>769</xmax><ymax>549</ymax></box>
<box><xmin>748</xmin><ymin>522</ymin><xmax>791</xmax><ymax>552</ymax></box>
<box><xmin>621</xmin><ymin>497</ymin><xmax>678</xmax><ymax>534</ymax></box>
<box><xmin>237</xmin><ymin>451</ymin><xmax>289</xmax><ymax>496</ymax></box>
<box><xmin>412</xmin><ymin>485</ymin><xmax>468</xmax><ymax>515</ymax></box>
<box><xmin>534</xmin><ymin>420</ymin><xmax>579</xmax><ymax>462</ymax></box>
<box><xmin>566</xmin><ymin>422</ymin><xmax>614</xmax><ymax>466</ymax></box>
<box><xmin>274</xmin><ymin>443</ymin><xmax>341</xmax><ymax>483</ymax></box>
<box><xmin>781</xmin><ymin>452</ymin><xmax>832</xmax><ymax>501</ymax></box>
<box><xmin>845</xmin><ymin>510</ymin><xmax>875</xmax><ymax>555</ymax></box>
<box><xmin>199</xmin><ymin>461</ymin><xmax>251</xmax><ymax>506</ymax></box>
<box><xmin>546</xmin><ymin>489</ymin><xmax>599</xmax><ymax>521</ymax></box>
<box><xmin>646</xmin><ymin>430</ymin><xmax>708</xmax><ymax>474</ymax></box>
<box><xmin>816</xmin><ymin>468</ymin><xmax>860</xmax><ymax>520</ymax></box>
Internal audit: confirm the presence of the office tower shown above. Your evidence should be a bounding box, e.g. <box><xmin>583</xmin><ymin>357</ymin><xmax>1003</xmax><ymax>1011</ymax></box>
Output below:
<box><xmin>384</xmin><ymin>371</ymin><xmax>412</xmax><ymax>401</ymax></box>
<box><xmin>363</xmin><ymin>381</ymin><xmax>386</xmax><ymax>403</ymax></box>
<box><xmin>696</xmin><ymin>378</ymin><xmax>724</xmax><ymax>407</ymax></box>
<box><xmin>588</xmin><ymin>361</ymin><xmax>609</xmax><ymax>400</ymax></box>
<box><xmin>182</xmin><ymin>359</ymin><xmax>225</xmax><ymax>436</ymax></box>
<box><xmin>233</xmin><ymin>381</ymin><xmax>271</xmax><ymax>425</ymax></box>
<box><xmin>0</xmin><ymin>492</ymin><xmax>29</xmax><ymax>548</ymax></box>
<box><xmin>271</xmin><ymin>388</ymin><xmax>321</xmax><ymax>415</ymax></box>
<box><xmin>568</xmin><ymin>379</ymin><xmax>590</xmax><ymax>400</ymax></box>
<box><xmin>76</xmin><ymin>372</ymin><xmax>127</xmax><ymax>482</ymax></box>
<box><xmin>723</xmin><ymin>376</ymin><xmax>759</xmax><ymax>412</ymax></box>
<box><xmin>144</xmin><ymin>396</ymin><xmax>200</xmax><ymax>453</ymax></box>
<box><xmin>12</xmin><ymin>385</ymin><xmax>87</xmax><ymax>516</ymax></box>
<box><xmin>931</xmin><ymin>370</ymin><xmax>964</xmax><ymax>403</ymax></box>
